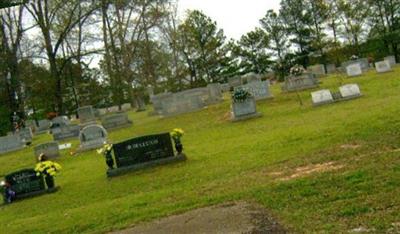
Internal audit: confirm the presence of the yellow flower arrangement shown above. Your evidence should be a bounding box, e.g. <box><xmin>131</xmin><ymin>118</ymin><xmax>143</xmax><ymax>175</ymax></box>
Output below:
<box><xmin>35</xmin><ymin>161</ymin><xmax>62</xmax><ymax>177</ymax></box>
<box><xmin>97</xmin><ymin>143</ymin><xmax>113</xmax><ymax>155</ymax></box>
<box><xmin>171</xmin><ymin>128</ymin><xmax>184</xmax><ymax>140</ymax></box>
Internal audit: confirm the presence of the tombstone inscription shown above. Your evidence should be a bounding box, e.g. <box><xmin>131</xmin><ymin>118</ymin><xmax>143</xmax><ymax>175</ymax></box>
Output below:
<box><xmin>107</xmin><ymin>133</ymin><xmax>186</xmax><ymax>177</ymax></box>
<box><xmin>3</xmin><ymin>169</ymin><xmax>46</xmax><ymax>202</ymax></box>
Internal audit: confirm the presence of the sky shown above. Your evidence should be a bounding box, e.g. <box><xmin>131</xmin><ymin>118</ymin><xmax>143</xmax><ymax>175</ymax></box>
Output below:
<box><xmin>178</xmin><ymin>0</ymin><xmax>281</xmax><ymax>41</ymax></box>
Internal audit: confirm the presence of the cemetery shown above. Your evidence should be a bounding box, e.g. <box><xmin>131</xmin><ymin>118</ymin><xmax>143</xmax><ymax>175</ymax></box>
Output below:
<box><xmin>1</xmin><ymin>1</ymin><xmax>400</xmax><ymax>233</ymax></box>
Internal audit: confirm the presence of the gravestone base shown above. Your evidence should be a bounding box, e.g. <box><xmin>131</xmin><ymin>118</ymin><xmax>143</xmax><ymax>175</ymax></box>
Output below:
<box><xmin>314</xmin><ymin>93</ymin><xmax>362</xmax><ymax>107</ymax></box>
<box><xmin>107</xmin><ymin>153</ymin><xmax>187</xmax><ymax>177</ymax></box>
<box><xmin>78</xmin><ymin>142</ymin><xmax>107</xmax><ymax>153</ymax></box>
<box><xmin>231</xmin><ymin>112</ymin><xmax>262</xmax><ymax>122</ymax></box>
<box><xmin>3</xmin><ymin>187</ymin><xmax>59</xmax><ymax>204</ymax></box>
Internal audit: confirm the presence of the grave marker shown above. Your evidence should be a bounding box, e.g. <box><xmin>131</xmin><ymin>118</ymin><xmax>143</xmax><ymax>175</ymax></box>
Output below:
<box><xmin>311</xmin><ymin>90</ymin><xmax>334</xmax><ymax>106</ymax></box>
<box><xmin>107</xmin><ymin>133</ymin><xmax>185</xmax><ymax>177</ymax></box>
<box><xmin>346</xmin><ymin>64</ymin><xmax>362</xmax><ymax>77</ymax></box>
<box><xmin>3</xmin><ymin>169</ymin><xmax>46</xmax><ymax>201</ymax></box>
<box><xmin>375</xmin><ymin>61</ymin><xmax>392</xmax><ymax>73</ymax></box>
<box><xmin>78</xmin><ymin>124</ymin><xmax>107</xmax><ymax>152</ymax></box>
<box><xmin>231</xmin><ymin>97</ymin><xmax>262</xmax><ymax>121</ymax></box>
<box><xmin>77</xmin><ymin>106</ymin><xmax>96</xmax><ymax>124</ymax></box>
<box><xmin>52</xmin><ymin>124</ymin><xmax>80</xmax><ymax>141</ymax></box>
<box><xmin>339</xmin><ymin>84</ymin><xmax>362</xmax><ymax>99</ymax></box>
<box><xmin>34</xmin><ymin>142</ymin><xmax>60</xmax><ymax>160</ymax></box>
<box><xmin>0</xmin><ymin>135</ymin><xmax>24</xmax><ymax>154</ymax></box>
<box><xmin>101</xmin><ymin>113</ymin><xmax>132</xmax><ymax>130</ymax></box>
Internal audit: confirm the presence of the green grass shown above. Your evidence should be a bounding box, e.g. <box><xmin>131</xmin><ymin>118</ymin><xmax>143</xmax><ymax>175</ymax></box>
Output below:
<box><xmin>1</xmin><ymin>67</ymin><xmax>400</xmax><ymax>233</ymax></box>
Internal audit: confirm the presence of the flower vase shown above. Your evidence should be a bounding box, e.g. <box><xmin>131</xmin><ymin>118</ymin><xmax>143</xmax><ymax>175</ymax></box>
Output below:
<box><xmin>105</xmin><ymin>151</ymin><xmax>114</xmax><ymax>169</ymax></box>
<box><xmin>174</xmin><ymin>140</ymin><xmax>183</xmax><ymax>154</ymax></box>
<box><xmin>45</xmin><ymin>175</ymin><xmax>55</xmax><ymax>189</ymax></box>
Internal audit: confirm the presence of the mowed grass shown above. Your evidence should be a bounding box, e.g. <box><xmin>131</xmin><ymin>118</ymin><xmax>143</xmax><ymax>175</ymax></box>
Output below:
<box><xmin>1</xmin><ymin>67</ymin><xmax>400</xmax><ymax>233</ymax></box>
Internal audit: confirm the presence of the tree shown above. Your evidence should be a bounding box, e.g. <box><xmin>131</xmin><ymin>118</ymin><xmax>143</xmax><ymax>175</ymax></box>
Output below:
<box><xmin>177</xmin><ymin>10</ymin><xmax>227</xmax><ymax>86</ymax></box>
<box><xmin>260</xmin><ymin>10</ymin><xmax>289</xmax><ymax>80</ymax></box>
<box><xmin>26</xmin><ymin>0</ymin><xmax>98</xmax><ymax>114</ymax></box>
<box><xmin>307</xmin><ymin>0</ymin><xmax>329</xmax><ymax>66</ymax></box>
<box><xmin>234</xmin><ymin>28</ymin><xmax>272</xmax><ymax>74</ymax></box>
<box><xmin>280</xmin><ymin>0</ymin><xmax>313</xmax><ymax>67</ymax></box>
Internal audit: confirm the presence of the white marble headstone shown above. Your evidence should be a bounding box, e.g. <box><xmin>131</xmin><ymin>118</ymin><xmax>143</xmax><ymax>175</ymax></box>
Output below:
<box><xmin>346</xmin><ymin>64</ymin><xmax>362</xmax><ymax>77</ymax></box>
<box><xmin>311</xmin><ymin>90</ymin><xmax>334</xmax><ymax>106</ymax></box>
<box><xmin>384</xmin><ymin>56</ymin><xmax>396</xmax><ymax>66</ymax></box>
<box><xmin>375</xmin><ymin>61</ymin><xmax>392</xmax><ymax>73</ymax></box>
<box><xmin>339</xmin><ymin>84</ymin><xmax>361</xmax><ymax>98</ymax></box>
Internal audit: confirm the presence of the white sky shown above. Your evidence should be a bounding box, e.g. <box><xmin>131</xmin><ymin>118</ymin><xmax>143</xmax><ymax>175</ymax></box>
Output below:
<box><xmin>178</xmin><ymin>0</ymin><xmax>281</xmax><ymax>40</ymax></box>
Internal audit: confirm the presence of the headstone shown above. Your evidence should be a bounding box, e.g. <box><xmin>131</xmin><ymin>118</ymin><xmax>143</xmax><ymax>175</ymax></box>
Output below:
<box><xmin>161</xmin><ymin>94</ymin><xmax>205</xmax><ymax>117</ymax></box>
<box><xmin>282</xmin><ymin>73</ymin><xmax>319</xmax><ymax>92</ymax></box>
<box><xmin>78</xmin><ymin>124</ymin><xmax>107</xmax><ymax>152</ymax></box>
<box><xmin>17</xmin><ymin>128</ymin><xmax>33</xmax><ymax>143</ymax></box>
<box><xmin>375</xmin><ymin>61</ymin><xmax>392</xmax><ymax>73</ymax></box>
<box><xmin>98</xmin><ymin>108</ymin><xmax>108</xmax><ymax>116</ymax></box>
<box><xmin>235</xmin><ymin>80</ymin><xmax>273</xmax><ymax>101</ymax></box>
<box><xmin>339</xmin><ymin>84</ymin><xmax>362</xmax><ymax>99</ymax></box>
<box><xmin>228</xmin><ymin>76</ymin><xmax>242</xmax><ymax>88</ymax></box>
<box><xmin>342</xmin><ymin>58</ymin><xmax>370</xmax><ymax>71</ymax></box>
<box><xmin>308</xmin><ymin>64</ymin><xmax>326</xmax><ymax>77</ymax></box>
<box><xmin>346</xmin><ymin>64</ymin><xmax>362</xmax><ymax>77</ymax></box>
<box><xmin>221</xmin><ymin>83</ymin><xmax>230</xmax><ymax>92</ymax></box>
<box><xmin>151</xmin><ymin>93</ymin><xmax>173</xmax><ymax>115</ymax></box>
<box><xmin>121</xmin><ymin>103</ymin><xmax>132</xmax><ymax>111</ymax></box>
<box><xmin>101</xmin><ymin>113</ymin><xmax>132</xmax><ymax>130</ymax></box>
<box><xmin>4</xmin><ymin>169</ymin><xmax>46</xmax><ymax>200</ymax></box>
<box><xmin>77</xmin><ymin>106</ymin><xmax>96</xmax><ymax>124</ymax></box>
<box><xmin>242</xmin><ymin>73</ymin><xmax>261</xmax><ymax>83</ymax></box>
<box><xmin>231</xmin><ymin>97</ymin><xmax>262</xmax><ymax>121</ymax></box>
<box><xmin>52</xmin><ymin>124</ymin><xmax>80</xmax><ymax>141</ymax></box>
<box><xmin>326</xmin><ymin>64</ymin><xmax>337</xmax><ymax>74</ymax></box>
<box><xmin>384</xmin><ymin>55</ymin><xmax>396</xmax><ymax>66</ymax></box>
<box><xmin>311</xmin><ymin>89</ymin><xmax>334</xmax><ymax>106</ymax></box>
<box><xmin>136</xmin><ymin>97</ymin><xmax>146</xmax><ymax>111</ymax></box>
<box><xmin>0</xmin><ymin>135</ymin><xmax>24</xmax><ymax>154</ymax></box>
<box><xmin>108</xmin><ymin>106</ymin><xmax>119</xmax><ymax>113</ymax></box>
<box><xmin>107</xmin><ymin>133</ymin><xmax>185</xmax><ymax>177</ymax></box>
<box><xmin>36</xmin><ymin>119</ymin><xmax>51</xmax><ymax>134</ymax></box>
<box><xmin>52</xmin><ymin>116</ymin><xmax>70</xmax><ymax>128</ymax></box>
<box><xmin>25</xmin><ymin>120</ymin><xmax>37</xmax><ymax>133</ymax></box>
<box><xmin>207</xmin><ymin>83</ymin><xmax>223</xmax><ymax>103</ymax></box>
<box><xmin>34</xmin><ymin>142</ymin><xmax>60</xmax><ymax>160</ymax></box>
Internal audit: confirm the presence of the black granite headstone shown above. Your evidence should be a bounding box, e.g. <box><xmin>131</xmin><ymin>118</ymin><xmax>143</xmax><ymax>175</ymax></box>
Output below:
<box><xmin>5</xmin><ymin>169</ymin><xmax>45</xmax><ymax>199</ymax></box>
<box><xmin>113</xmin><ymin>133</ymin><xmax>174</xmax><ymax>167</ymax></box>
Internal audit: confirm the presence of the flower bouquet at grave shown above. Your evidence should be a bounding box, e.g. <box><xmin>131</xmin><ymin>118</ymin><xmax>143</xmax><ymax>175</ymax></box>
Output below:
<box><xmin>231</xmin><ymin>89</ymin><xmax>252</xmax><ymax>103</ymax></box>
<box><xmin>350</xmin><ymin>55</ymin><xmax>359</xmax><ymax>60</ymax></box>
<box><xmin>171</xmin><ymin>128</ymin><xmax>184</xmax><ymax>154</ymax></box>
<box><xmin>97</xmin><ymin>143</ymin><xmax>114</xmax><ymax>169</ymax></box>
<box><xmin>289</xmin><ymin>64</ymin><xmax>305</xmax><ymax>77</ymax></box>
<box><xmin>35</xmin><ymin>156</ymin><xmax>62</xmax><ymax>189</ymax></box>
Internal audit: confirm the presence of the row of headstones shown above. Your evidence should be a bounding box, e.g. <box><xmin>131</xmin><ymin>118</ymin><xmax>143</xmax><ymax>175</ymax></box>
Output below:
<box><xmin>97</xmin><ymin>103</ymin><xmax>133</xmax><ymax>117</ymax></box>
<box><xmin>346</xmin><ymin>59</ymin><xmax>394</xmax><ymax>77</ymax></box>
<box><xmin>150</xmin><ymin>83</ymin><xmax>224</xmax><ymax>117</ymax></box>
<box><xmin>311</xmin><ymin>84</ymin><xmax>362</xmax><ymax>106</ymax></box>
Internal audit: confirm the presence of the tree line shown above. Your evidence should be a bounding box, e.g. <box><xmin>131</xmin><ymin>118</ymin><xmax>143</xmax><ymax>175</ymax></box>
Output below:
<box><xmin>0</xmin><ymin>0</ymin><xmax>399</xmax><ymax>135</ymax></box>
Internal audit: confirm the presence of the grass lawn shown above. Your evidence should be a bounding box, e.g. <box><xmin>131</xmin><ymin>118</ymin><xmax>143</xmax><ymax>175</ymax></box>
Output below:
<box><xmin>0</xmin><ymin>67</ymin><xmax>400</xmax><ymax>233</ymax></box>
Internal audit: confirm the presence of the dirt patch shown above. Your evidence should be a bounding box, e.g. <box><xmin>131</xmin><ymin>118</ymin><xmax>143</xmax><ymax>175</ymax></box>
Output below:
<box><xmin>110</xmin><ymin>202</ymin><xmax>287</xmax><ymax>234</ymax></box>
<box><xmin>218</xmin><ymin>111</ymin><xmax>232</xmax><ymax>122</ymax></box>
<box><xmin>340</xmin><ymin>144</ymin><xmax>362</xmax><ymax>149</ymax></box>
<box><xmin>277</xmin><ymin>162</ymin><xmax>343</xmax><ymax>181</ymax></box>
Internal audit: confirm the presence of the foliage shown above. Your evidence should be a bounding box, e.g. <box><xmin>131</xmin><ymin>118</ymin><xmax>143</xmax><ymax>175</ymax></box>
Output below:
<box><xmin>35</xmin><ymin>161</ymin><xmax>62</xmax><ymax>177</ymax></box>
<box><xmin>232</xmin><ymin>88</ymin><xmax>252</xmax><ymax>103</ymax></box>
<box><xmin>290</xmin><ymin>64</ymin><xmax>305</xmax><ymax>77</ymax></box>
<box><xmin>170</xmin><ymin>128</ymin><xmax>184</xmax><ymax>141</ymax></box>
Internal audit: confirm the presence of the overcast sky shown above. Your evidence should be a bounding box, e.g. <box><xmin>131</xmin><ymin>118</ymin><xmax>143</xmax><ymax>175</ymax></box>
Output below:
<box><xmin>178</xmin><ymin>0</ymin><xmax>281</xmax><ymax>41</ymax></box>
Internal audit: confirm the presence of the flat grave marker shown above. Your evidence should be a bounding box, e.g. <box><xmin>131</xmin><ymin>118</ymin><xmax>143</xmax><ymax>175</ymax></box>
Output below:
<box><xmin>311</xmin><ymin>90</ymin><xmax>334</xmax><ymax>106</ymax></box>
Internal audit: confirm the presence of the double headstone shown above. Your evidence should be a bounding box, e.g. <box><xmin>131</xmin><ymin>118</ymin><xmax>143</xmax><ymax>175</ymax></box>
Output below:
<box><xmin>282</xmin><ymin>73</ymin><xmax>319</xmax><ymax>92</ymax></box>
<box><xmin>101</xmin><ymin>113</ymin><xmax>132</xmax><ymax>130</ymax></box>
<box><xmin>34</xmin><ymin>142</ymin><xmax>60</xmax><ymax>160</ymax></box>
<box><xmin>375</xmin><ymin>61</ymin><xmax>392</xmax><ymax>73</ymax></box>
<box><xmin>107</xmin><ymin>133</ymin><xmax>186</xmax><ymax>177</ymax></box>
<box><xmin>346</xmin><ymin>64</ymin><xmax>362</xmax><ymax>77</ymax></box>
<box><xmin>12</xmin><ymin>127</ymin><xmax>33</xmax><ymax>144</ymax></box>
<box><xmin>311</xmin><ymin>84</ymin><xmax>362</xmax><ymax>106</ymax></box>
<box><xmin>0</xmin><ymin>135</ymin><xmax>24</xmax><ymax>154</ymax></box>
<box><xmin>231</xmin><ymin>96</ymin><xmax>262</xmax><ymax>121</ymax></box>
<box><xmin>78</xmin><ymin>124</ymin><xmax>107</xmax><ymax>152</ymax></box>
<box><xmin>77</xmin><ymin>106</ymin><xmax>96</xmax><ymax>125</ymax></box>
<box><xmin>52</xmin><ymin>124</ymin><xmax>80</xmax><ymax>141</ymax></box>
